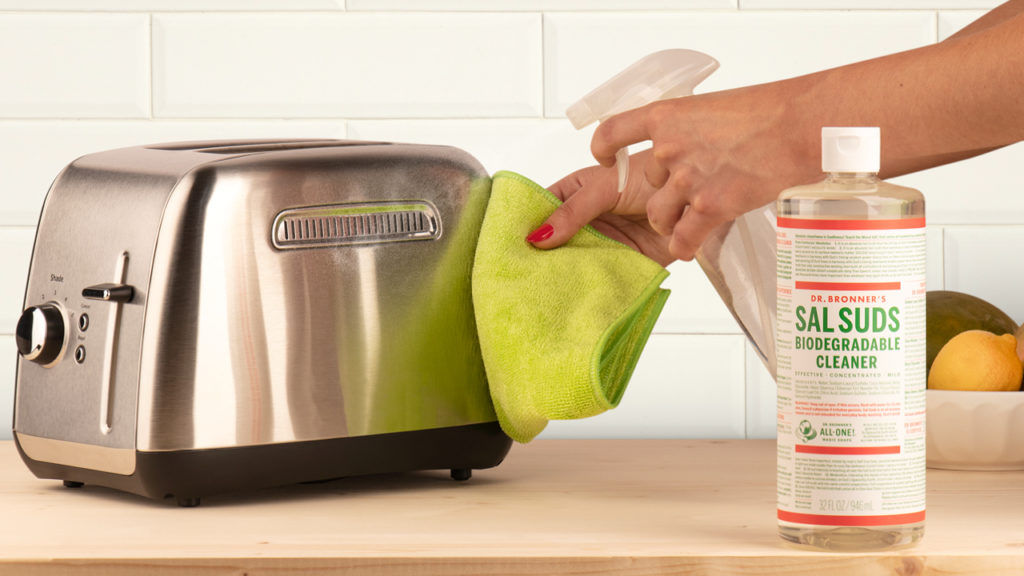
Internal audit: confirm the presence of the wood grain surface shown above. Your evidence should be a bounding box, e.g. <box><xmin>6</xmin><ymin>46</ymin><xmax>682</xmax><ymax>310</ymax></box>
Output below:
<box><xmin>1</xmin><ymin>439</ymin><xmax>1022</xmax><ymax>575</ymax></box>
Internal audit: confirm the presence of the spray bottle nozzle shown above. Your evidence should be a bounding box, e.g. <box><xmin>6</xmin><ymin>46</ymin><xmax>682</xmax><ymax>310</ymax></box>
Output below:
<box><xmin>566</xmin><ymin>49</ymin><xmax>719</xmax><ymax>192</ymax></box>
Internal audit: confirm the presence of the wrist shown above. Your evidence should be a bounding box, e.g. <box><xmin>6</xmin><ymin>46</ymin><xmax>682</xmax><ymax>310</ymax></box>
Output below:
<box><xmin>761</xmin><ymin>75</ymin><xmax>824</xmax><ymax>188</ymax></box>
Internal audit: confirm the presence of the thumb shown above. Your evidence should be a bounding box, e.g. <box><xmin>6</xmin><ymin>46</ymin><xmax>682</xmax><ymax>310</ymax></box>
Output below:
<box><xmin>526</xmin><ymin>183</ymin><xmax>617</xmax><ymax>250</ymax></box>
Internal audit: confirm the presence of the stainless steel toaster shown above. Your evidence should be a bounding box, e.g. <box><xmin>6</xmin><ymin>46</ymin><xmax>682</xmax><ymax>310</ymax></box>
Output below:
<box><xmin>13</xmin><ymin>139</ymin><xmax>512</xmax><ymax>506</ymax></box>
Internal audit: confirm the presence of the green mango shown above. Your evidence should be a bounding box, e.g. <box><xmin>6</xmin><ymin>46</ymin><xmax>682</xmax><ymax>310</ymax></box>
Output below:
<box><xmin>927</xmin><ymin>290</ymin><xmax>1019</xmax><ymax>376</ymax></box>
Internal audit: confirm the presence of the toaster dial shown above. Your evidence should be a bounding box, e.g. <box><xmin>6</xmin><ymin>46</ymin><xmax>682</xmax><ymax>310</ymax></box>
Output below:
<box><xmin>16</xmin><ymin>304</ymin><xmax>67</xmax><ymax>367</ymax></box>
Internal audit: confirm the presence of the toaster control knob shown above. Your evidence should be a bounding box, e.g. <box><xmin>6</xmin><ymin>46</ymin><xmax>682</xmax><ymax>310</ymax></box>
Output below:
<box><xmin>16</xmin><ymin>304</ymin><xmax>66</xmax><ymax>366</ymax></box>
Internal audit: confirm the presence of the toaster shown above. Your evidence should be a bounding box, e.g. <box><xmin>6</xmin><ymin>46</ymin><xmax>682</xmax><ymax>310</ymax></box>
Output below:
<box><xmin>13</xmin><ymin>139</ymin><xmax>512</xmax><ymax>506</ymax></box>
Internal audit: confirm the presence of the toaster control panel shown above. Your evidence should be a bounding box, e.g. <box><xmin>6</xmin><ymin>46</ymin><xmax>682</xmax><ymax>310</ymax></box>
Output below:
<box><xmin>15</xmin><ymin>303</ymin><xmax>68</xmax><ymax>367</ymax></box>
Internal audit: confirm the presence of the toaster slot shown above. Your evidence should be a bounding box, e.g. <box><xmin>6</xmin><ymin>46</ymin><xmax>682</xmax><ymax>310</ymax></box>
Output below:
<box><xmin>145</xmin><ymin>140</ymin><xmax>386</xmax><ymax>155</ymax></box>
<box><xmin>194</xmin><ymin>141</ymin><xmax>386</xmax><ymax>155</ymax></box>
<box><xmin>145</xmin><ymin>139</ymin><xmax>336</xmax><ymax>151</ymax></box>
<box><xmin>272</xmin><ymin>202</ymin><xmax>440</xmax><ymax>249</ymax></box>
<box><xmin>80</xmin><ymin>251</ymin><xmax>132</xmax><ymax>435</ymax></box>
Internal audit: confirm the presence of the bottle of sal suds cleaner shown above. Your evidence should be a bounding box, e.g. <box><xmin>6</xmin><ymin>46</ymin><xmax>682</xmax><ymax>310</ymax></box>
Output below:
<box><xmin>775</xmin><ymin>127</ymin><xmax>926</xmax><ymax>551</ymax></box>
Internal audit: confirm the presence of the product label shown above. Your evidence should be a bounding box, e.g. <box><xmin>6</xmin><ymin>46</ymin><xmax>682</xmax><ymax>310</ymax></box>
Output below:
<box><xmin>776</xmin><ymin>217</ymin><xmax>926</xmax><ymax>527</ymax></box>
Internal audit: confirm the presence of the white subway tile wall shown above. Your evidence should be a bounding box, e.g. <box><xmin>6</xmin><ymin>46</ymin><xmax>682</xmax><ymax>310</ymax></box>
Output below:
<box><xmin>1</xmin><ymin>4</ymin><xmax>1021</xmax><ymax>442</ymax></box>
<box><xmin>943</xmin><ymin>227</ymin><xmax>1024</xmax><ymax>323</ymax></box>
<box><xmin>543</xmin><ymin>335</ymin><xmax>748</xmax><ymax>438</ymax></box>
<box><xmin>0</xmin><ymin>14</ymin><xmax>149</xmax><ymax>118</ymax></box>
<box><xmin>0</xmin><ymin>1</ymin><xmax>344</xmax><ymax>9</ymax></box>
<box><xmin>938</xmin><ymin>10</ymin><xmax>989</xmax><ymax>39</ymax></box>
<box><xmin>0</xmin><ymin>337</ymin><xmax>12</xmax><ymax>433</ymax></box>
<box><xmin>742</xmin><ymin>1</ymin><xmax>998</xmax><ymax>9</ymax></box>
<box><xmin>545</xmin><ymin>12</ymin><xmax>936</xmax><ymax>114</ymax></box>
<box><xmin>0</xmin><ymin>229</ymin><xmax>34</xmax><ymax>334</ymax></box>
<box><xmin>347</xmin><ymin>119</ymin><xmax>596</xmax><ymax>187</ymax></box>
<box><xmin>348</xmin><ymin>0</ymin><xmax>737</xmax><ymax>10</ymax></box>
<box><xmin>153</xmin><ymin>13</ymin><xmax>543</xmax><ymax>118</ymax></box>
<box><xmin>745</xmin><ymin>343</ymin><xmax>777</xmax><ymax>439</ymax></box>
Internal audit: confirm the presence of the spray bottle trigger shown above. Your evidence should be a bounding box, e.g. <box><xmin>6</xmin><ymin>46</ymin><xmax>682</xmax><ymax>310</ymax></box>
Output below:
<box><xmin>566</xmin><ymin>49</ymin><xmax>719</xmax><ymax>193</ymax></box>
<box><xmin>615</xmin><ymin>149</ymin><xmax>631</xmax><ymax>192</ymax></box>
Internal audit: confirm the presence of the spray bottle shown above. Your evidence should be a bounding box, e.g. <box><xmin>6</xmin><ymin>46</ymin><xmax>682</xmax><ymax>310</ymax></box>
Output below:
<box><xmin>568</xmin><ymin>57</ymin><xmax>928</xmax><ymax>550</ymax></box>
<box><xmin>567</xmin><ymin>50</ymin><xmax>778</xmax><ymax>373</ymax></box>
<box><xmin>566</xmin><ymin>49</ymin><xmax>719</xmax><ymax>192</ymax></box>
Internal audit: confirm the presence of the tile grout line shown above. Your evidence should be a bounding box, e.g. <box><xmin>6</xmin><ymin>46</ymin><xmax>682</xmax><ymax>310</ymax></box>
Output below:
<box><xmin>742</xmin><ymin>340</ymin><xmax>750</xmax><ymax>439</ymax></box>
<box><xmin>939</xmin><ymin>225</ymin><xmax>946</xmax><ymax>290</ymax></box>
<box><xmin>540</xmin><ymin>12</ymin><xmax>547</xmax><ymax>119</ymax></box>
<box><xmin>149</xmin><ymin>12</ymin><xmax>155</xmax><ymax>119</ymax></box>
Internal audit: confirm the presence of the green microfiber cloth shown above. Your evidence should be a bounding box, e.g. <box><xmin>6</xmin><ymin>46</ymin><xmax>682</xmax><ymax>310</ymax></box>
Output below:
<box><xmin>473</xmin><ymin>171</ymin><xmax>671</xmax><ymax>443</ymax></box>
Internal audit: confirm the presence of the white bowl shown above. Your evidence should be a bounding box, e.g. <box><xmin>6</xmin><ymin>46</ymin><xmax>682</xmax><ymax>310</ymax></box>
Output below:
<box><xmin>927</xmin><ymin>389</ymin><xmax>1024</xmax><ymax>470</ymax></box>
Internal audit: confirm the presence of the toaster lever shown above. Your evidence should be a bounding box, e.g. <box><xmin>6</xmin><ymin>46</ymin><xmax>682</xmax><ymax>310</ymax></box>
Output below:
<box><xmin>82</xmin><ymin>283</ymin><xmax>134</xmax><ymax>303</ymax></box>
<box><xmin>89</xmin><ymin>252</ymin><xmax>131</xmax><ymax>435</ymax></box>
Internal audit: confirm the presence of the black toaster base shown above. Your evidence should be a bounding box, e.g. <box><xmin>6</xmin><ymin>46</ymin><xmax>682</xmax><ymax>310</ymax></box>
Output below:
<box><xmin>15</xmin><ymin>422</ymin><xmax>513</xmax><ymax>507</ymax></box>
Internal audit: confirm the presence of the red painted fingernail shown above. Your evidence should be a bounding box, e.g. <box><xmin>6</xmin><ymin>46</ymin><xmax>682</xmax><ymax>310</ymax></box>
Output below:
<box><xmin>526</xmin><ymin>223</ymin><xmax>554</xmax><ymax>243</ymax></box>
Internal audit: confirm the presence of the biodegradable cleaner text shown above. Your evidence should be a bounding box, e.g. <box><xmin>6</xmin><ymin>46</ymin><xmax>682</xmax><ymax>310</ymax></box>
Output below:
<box><xmin>793</xmin><ymin>305</ymin><xmax>901</xmax><ymax>369</ymax></box>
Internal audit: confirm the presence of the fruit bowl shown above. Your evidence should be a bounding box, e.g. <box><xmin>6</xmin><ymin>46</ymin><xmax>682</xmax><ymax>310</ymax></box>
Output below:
<box><xmin>927</xmin><ymin>389</ymin><xmax>1024</xmax><ymax>470</ymax></box>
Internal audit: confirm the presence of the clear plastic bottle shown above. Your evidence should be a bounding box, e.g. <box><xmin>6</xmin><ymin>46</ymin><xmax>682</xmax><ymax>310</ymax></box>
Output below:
<box><xmin>775</xmin><ymin>127</ymin><xmax>926</xmax><ymax>551</ymax></box>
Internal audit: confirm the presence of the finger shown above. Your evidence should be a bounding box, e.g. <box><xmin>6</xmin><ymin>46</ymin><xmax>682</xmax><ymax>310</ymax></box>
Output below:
<box><xmin>645</xmin><ymin>141</ymin><xmax>684</xmax><ymax>189</ymax></box>
<box><xmin>591</xmin><ymin>106</ymin><xmax>653</xmax><ymax>167</ymax></box>
<box><xmin>547</xmin><ymin>170</ymin><xmax>587</xmax><ymax>202</ymax></box>
<box><xmin>668</xmin><ymin>208</ymin><xmax>722</xmax><ymax>262</ymax></box>
<box><xmin>527</xmin><ymin>180</ymin><xmax>618</xmax><ymax>250</ymax></box>
<box><xmin>593</xmin><ymin>214</ymin><xmax>675</xmax><ymax>267</ymax></box>
<box><xmin>643</xmin><ymin>154</ymin><xmax>670</xmax><ymax>189</ymax></box>
<box><xmin>645</xmin><ymin>171</ymin><xmax>693</xmax><ymax>236</ymax></box>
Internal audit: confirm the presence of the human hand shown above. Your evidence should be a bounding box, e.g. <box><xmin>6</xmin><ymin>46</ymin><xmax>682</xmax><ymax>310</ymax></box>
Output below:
<box><xmin>531</xmin><ymin>83</ymin><xmax>819</xmax><ymax>262</ymax></box>
<box><xmin>527</xmin><ymin>149</ymin><xmax>675</xmax><ymax>267</ymax></box>
<box><xmin>596</xmin><ymin>86</ymin><xmax>818</xmax><ymax>260</ymax></box>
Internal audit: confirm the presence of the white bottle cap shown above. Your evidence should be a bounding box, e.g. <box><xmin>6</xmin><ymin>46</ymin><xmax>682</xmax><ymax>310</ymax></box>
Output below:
<box><xmin>821</xmin><ymin>127</ymin><xmax>880</xmax><ymax>173</ymax></box>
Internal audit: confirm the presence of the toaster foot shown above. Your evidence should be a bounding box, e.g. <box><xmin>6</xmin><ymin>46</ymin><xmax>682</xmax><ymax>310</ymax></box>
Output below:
<box><xmin>450</xmin><ymin>468</ymin><xmax>472</xmax><ymax>482</ymax></box>
<box><xmin>177</xmin><ymin>497</ymin><xmax>201</xmax><ymax>508</ymax></box>
<box><xmin>63</xmin><ymin>480</ymin><xmax>84</xmax><ymax>489</ymax></box>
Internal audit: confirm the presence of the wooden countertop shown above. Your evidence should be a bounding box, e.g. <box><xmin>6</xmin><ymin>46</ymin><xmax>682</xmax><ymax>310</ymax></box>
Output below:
<box><xmin>1</xmin><ymin>438</ymin><xmax>1023</xmax><ymax>575</ymax></box>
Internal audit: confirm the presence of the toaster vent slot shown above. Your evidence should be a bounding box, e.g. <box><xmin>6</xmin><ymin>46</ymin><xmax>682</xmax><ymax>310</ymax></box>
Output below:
<box><xmin>273</xmin><ymin>202</ymin><xmax>440</xmax><ymax>249</ymax></box>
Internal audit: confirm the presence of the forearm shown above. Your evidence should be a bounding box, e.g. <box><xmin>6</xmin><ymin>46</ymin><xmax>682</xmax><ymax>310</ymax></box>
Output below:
<box><xmin>781</xmin><ymin>7</ymin><xmax>1024</xmax><ymax>178</ymax></box>
<box><xmin>540</xmin><ymin>1</ymin><xmax>1024</xmax><ymax>262</ymax></box>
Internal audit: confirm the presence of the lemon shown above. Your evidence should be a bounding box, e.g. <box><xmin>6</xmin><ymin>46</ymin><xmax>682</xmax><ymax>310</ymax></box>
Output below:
<box><xmin>1016</xmin><ymin>323</ymin><xmax>1024</xmax><ymax>364</ymax></box>
<box><xmin>928</xmin><ymin>330</ymin><xmax>1023</xmax><ymax>391</ymax></box>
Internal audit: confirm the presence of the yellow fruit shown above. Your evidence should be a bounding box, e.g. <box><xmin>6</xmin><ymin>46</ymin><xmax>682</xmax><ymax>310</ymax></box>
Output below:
<box><xmin>1016</xmin><ymin>324</ymin><xmax>1024</xmax><ymax>364</ymax></box>
<box><xmin>928</xmin><ymin>330</ymin><xmax>1023</xmax><ymax>392</ymax></box>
